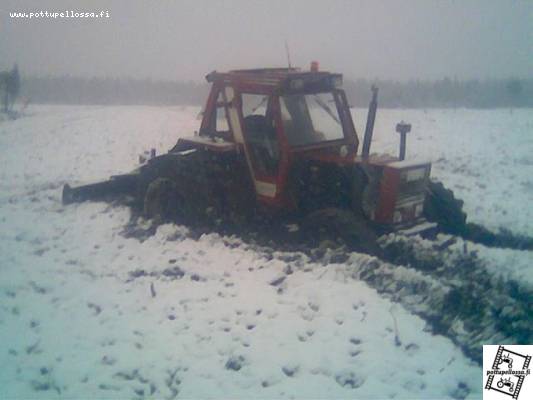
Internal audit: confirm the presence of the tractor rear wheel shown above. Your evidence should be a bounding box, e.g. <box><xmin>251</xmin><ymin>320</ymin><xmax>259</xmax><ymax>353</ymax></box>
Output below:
<box><xmin>143</xmin><ymin>178</ymin><xmax>181</xmax><ymax>222</ymax></box>
<box><xmin>302</xmin><ymin>208</ymin><xmax>381</xmax><ymax>256</ymax></box>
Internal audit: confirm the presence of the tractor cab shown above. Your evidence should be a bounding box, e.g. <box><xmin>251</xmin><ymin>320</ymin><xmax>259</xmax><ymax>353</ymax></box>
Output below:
<box><xmin>180</xmin><ymin>67</ymin><xmax>359</xmax><ymax>205</ymax></box>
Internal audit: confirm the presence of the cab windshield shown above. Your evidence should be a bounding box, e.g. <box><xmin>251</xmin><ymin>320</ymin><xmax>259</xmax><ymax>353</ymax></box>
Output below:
<box><xmin>280</xmin><ymin>92</ymin><xmax>345</xmax><ymax>147</ymax></box>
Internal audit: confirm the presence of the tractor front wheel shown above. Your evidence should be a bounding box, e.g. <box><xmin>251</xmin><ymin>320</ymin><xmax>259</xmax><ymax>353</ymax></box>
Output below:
<box><xmin>302</xmin><ymin>208</ymin><xmax>381</xmax><ymax>256</ymax></box>
<box><xmin>424</xmin><ymin>180</ymin><xmax>467</xmax><ymax>235</ymax></box>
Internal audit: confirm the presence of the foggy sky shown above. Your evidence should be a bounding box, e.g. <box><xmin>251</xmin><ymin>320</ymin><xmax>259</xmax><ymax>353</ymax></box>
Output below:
<box><xmin>1</xmin><ymin>0</ymin><xmax>531</xmax><ymax>81</ymax></box>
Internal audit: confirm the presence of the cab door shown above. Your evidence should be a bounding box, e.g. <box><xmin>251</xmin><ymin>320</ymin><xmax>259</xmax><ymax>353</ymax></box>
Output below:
<box><xmin>224</xmin><ymin>88</ymin><xmax>280</xmax><ymax>199</ymax></box>
<box><xmin>241</xmin><ymin>94</ymin><xmax>280</xmax><ymax>177</ymax></box>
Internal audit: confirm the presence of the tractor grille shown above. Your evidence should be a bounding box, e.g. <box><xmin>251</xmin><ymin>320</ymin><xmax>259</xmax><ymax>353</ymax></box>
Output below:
<box><xmin>396</xmin><ymin>193</ymin><xmax>426</xmax><ymax>207</ymax></box>
<box><xmin>397</xmin><ymin>180</ymin><xmax>427</xmax><ymax>204</ymax></box>
<box><xmin>393</xmin><ymin>167</ymin><xmax>430</xmax><ymax>223</ymax></box>
<box><xmin>375</xmin><ymin>162</ymin><xmax>431</xmax><ymax>225</ymax></box>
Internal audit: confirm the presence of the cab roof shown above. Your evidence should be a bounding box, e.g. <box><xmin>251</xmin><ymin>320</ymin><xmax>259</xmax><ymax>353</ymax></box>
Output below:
<box><xmin>205</xmin><ymin>68</ymin><xmax>343</xmax><ymax>92</ymax></box>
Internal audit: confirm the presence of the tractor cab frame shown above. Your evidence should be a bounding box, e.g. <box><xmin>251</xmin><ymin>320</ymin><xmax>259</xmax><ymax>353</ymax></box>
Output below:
<box><xmin>184</xmin><ymin>68</ymin><xmax>359</xmax><ymax>206</ymax></box>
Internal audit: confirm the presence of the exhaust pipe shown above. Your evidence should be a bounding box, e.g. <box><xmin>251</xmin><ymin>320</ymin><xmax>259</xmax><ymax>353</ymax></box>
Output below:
<box><xmin>362</xmin><ymin>85</ymin><xmax>378</xmax><ymax>159</ymax></box>
<box><xmin>395</xmin><ymin>121</ymin><xmax>411</xmax><ymax>161</ymax></box>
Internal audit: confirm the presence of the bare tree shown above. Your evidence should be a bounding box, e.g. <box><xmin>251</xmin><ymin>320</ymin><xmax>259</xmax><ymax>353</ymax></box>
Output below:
<box><xmin>0</xmin><ymin>71</ymin><xmax>9</xmax><ymax>113</ymax></box>
<box><xmin>1</xmin><ymin>64</ymin><xmax>21</xmax><ymax>113</ymax></box>
<box><xmin>6</xmin><ymin>64</ymin><xmax>21</xmax><ymax>111</ymax></box>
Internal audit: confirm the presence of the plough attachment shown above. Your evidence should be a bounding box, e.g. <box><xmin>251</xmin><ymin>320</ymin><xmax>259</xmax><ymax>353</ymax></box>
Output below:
<box><xmin>62</xmin><ymin>173</ymin><xmax>139</xmax><ymax>204</ymax></box>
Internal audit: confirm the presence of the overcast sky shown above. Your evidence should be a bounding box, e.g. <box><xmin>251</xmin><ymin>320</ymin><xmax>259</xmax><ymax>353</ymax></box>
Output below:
<box><xmin>1</xmin><ymin>0</ymin><xmax>531</xmax><ymax>81</ymax></box>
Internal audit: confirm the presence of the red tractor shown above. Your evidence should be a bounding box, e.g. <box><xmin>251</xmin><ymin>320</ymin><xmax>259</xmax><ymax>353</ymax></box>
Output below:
<box><xmin>63</xmin><ymin>66</ymin><xmax>466</xmax><ymax>252</ymax></box>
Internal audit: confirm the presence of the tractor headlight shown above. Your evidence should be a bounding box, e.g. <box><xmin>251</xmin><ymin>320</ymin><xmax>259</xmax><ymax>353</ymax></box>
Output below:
<box><xmin>393</xmin><ymin>211</ymin><xmax>402</xmax><ymax>223</ymax></box>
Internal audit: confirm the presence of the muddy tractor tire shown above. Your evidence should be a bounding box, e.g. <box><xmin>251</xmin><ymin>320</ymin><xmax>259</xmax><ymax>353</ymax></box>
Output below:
<box><xmin>302</xmin><ymin>208</ymin><xmax>381</xmax><ymax>256</ymax></box>
<box><xmin>424</xmin><ymin>180</ymin><xmax>467</xmax><ymax>236</ymax></box>
<box><xmin>143</xmin><ymin>178</ymin><xmax>181</xmax><ymax>222</ymax></box>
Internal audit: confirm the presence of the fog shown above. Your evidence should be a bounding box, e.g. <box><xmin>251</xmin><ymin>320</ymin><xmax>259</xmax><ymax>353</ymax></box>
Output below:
<box><xmin>1</xmin><ymin>0</ymin><xmax>532</xmax><ymax>81</ymax></box>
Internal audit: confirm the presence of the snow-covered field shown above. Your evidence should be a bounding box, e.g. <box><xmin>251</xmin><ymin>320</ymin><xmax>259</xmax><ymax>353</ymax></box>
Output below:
<box><xmin>0</xmin><ymin>105</ymin><xmax>531</xmax><ymax>399</ymax></box>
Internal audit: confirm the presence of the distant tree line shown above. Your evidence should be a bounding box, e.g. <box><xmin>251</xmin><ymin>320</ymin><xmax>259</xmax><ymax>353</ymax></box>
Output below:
<box><xmin>21</xmin><ymin>76</ymin><xmax>208</xmax><ymax>106</ymax></box>
<box><xmin>19</xmin><ymin>75</ymin><xmax>532</xmax><ymax>108</ymax></box>
<box><xmin>343</xmin><ymin>77</ymin><xmax>531</xmax><ymax>108</ymax></box>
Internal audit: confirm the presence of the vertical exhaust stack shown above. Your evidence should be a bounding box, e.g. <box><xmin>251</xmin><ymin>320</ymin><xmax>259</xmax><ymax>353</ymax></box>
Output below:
<box><xmin>362</xmin><ymin>85</ymin><xmax>378</xmax><ymax>159</ymax></box>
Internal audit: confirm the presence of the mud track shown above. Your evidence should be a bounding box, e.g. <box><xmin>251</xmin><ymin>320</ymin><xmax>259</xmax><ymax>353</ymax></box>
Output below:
<box><xmin>460</xmin><ymin>222</ymin><xmax>533</xmax><ymax>251</ymax></box>
<box><xmin>376</xmin><ymin>234</ymin><xmax>532</xmax><ymax>363</ymax></box>
<box><xmin>121</xmin><ymin>211</ymin><xmax>532</xmax><ymax>366</ymax></box>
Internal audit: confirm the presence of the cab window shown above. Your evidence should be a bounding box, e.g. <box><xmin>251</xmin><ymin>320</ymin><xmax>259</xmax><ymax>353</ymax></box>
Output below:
<box><xmin>281</xmin><ymin>92</ymin><xmax>344</xmax><ymax>147</ymax></box>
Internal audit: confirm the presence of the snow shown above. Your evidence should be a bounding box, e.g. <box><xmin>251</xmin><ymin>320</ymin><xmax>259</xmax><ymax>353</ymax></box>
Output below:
<box><xmin>470</xmin><ymin>244</ymin><xmax>533</xmax><ymax>285</ymax></box>
<box><xmin>1</xmin><ymin>104</ymin><xmax>531</xmax><ymax>399</ymax></box>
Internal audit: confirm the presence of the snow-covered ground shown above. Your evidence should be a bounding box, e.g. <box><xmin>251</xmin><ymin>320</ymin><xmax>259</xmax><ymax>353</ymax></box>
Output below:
<box><xmin>0</xmin><ymin>105</ymin><xmax>531</xmax><ymax>399</ymax></box>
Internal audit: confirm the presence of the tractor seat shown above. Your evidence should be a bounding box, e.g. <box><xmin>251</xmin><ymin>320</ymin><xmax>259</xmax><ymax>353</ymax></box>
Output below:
<box><xmin>243</xmin><ymin>115</ymin><xmax>279</xmax><ymax>175</ymax></box>
<box><xmin>244</xmin><ymin>115</ymin><xmax>269</xmax><ymax>138</ymax></box>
